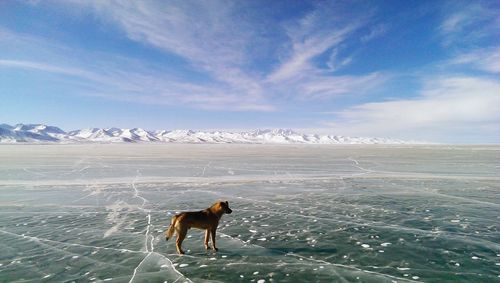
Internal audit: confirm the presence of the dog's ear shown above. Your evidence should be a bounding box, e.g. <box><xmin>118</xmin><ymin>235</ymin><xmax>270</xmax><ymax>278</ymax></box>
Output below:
<box><xmin>225</xmin><ymin>201</ymin><xmax>229</xmax><ymax>206</ymax></box>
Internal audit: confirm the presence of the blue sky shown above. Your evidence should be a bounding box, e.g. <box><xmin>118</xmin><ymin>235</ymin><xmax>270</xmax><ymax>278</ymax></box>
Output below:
<box><xmin>0</xmin><ymin>0</ymin><xmax>499</xmax><ymax>143</ymax></box>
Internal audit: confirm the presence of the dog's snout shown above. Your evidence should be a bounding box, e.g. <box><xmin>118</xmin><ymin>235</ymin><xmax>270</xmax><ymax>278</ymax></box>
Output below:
<box><xmin>227</xmin><ymin>208</ymin><xmax>233</xmax><ymax>214</ymax></box>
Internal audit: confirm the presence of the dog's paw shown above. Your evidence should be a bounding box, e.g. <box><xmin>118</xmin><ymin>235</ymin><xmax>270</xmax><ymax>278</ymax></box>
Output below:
<box><xmin>213</xmin><ymin>247</ymin><xmax>219</xmax><ymax>252</ymax></box>
<box><xmin>205</xmin><ymin>245</ymin><xmax>212</xmax><ymax>250</ymax></box>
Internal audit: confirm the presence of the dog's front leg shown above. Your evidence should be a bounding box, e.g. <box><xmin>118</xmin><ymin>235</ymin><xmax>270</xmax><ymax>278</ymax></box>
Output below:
<box><xmin>204</xmin><ymin>229</ymin><xmax>211</xmax><ymax>250</ymax></box>
<box><xmin>210</xmin><ymin>228</ymin><xmax>218</xmax><ymax>251</ymax></box>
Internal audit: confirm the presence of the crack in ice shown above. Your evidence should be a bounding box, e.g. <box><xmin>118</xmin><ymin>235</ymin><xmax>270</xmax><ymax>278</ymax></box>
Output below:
<box><xmin>128</xmin><ymin>170</ymin><xmax>191</xmax><ymax>283</ymax></box>
<box><xmin>0</xmin><ymin>229</ymin><xmax>144</xmax><ymax>254</ymax></box>
<box><xmin>201</xmin><ymin>161</ymin><xmax>211</xmax><ymax>177</ymax></box>
<box><xmin>129</xmin><ymin>169</ymin><xmax>151</xmax><ymax>283</ymax></box>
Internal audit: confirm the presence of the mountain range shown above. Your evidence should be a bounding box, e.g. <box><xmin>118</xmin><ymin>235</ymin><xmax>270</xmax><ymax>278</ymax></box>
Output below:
<box><xmin>0</xmin><ymin>123</ymin><xmax>418</xmax><ymax>144</ymax></box>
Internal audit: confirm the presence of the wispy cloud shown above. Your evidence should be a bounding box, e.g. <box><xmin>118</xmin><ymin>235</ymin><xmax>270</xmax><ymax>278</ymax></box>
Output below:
<box><xmin>296</xmin><ymin>72</ymin><xmax>385</xmax><ymax>101</ymax></box>
<box><xmin>360</xmin><ymin>24</ymin><xmax>387</xmax><ymax>42</ymax></box>
<box><xmin>449</xmin><ymin>47</ymin><xmax>500</xmax><ymax>73</ymax></box>
<box><xmin>264</xmin><ymin>2</ymin><xmax>380</xmax><ymax>100</ymax></box>
<box><xmin>267</xmin><ymin>25</ymin><xmax>357</xmax><ymax>82</ymax></box>
<box><xmin>0</xmin><ymin>59</ymin><xmax>95</xmax><ymax>78</ymax></box>
<box><xmin>326</xmin><ymin>49</ymin><xmax>353</xmax><ymax>72</ymax></box>
<box><xmin>438</xmin><ymin>1</ymin><xmax>500</xmax><ymax>46</ymax></box>
<box><xmin>267</xmin><ymin>1</ymin><xmax>367</xmax><ymax>83</ymax></box>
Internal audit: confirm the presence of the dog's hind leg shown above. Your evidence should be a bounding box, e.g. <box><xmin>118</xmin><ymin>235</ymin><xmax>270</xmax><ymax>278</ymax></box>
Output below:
<box><xmin>204</xmin><ymin>229</ymin><xmax>211</xmax><ymax>250</ymax></box>
<box><xmin>176</xmin><ymin>227</ymin><xmax>187</xmax><ymax>255</ymax></box>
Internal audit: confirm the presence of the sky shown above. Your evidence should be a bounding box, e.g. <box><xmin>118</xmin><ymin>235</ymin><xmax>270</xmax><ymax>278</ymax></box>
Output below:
<box><xmin>0</xmin><ymin>0</ymin><xmax>499</xmax><ymax>143</ymax></box>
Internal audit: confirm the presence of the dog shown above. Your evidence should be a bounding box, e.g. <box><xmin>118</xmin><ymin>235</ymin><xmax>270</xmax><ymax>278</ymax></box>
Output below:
<box><xmin>165</xmin><ymin>201</ymin><xmax>232</xmax><ymax>254</ymax></box>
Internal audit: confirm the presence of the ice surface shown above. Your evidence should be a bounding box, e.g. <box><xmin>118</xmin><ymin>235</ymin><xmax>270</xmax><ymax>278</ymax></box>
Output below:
<box><xmin>0</xmin><ymin>144</ymin><xmax>499</xmax><ymax>282</ymax></box>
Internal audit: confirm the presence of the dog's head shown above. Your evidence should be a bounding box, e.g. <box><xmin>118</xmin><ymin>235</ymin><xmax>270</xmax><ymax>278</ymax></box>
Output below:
<box><xmin>218</xmin><ymin>200</ymin><xmax>232</xmax><ymax>214</ymax></box>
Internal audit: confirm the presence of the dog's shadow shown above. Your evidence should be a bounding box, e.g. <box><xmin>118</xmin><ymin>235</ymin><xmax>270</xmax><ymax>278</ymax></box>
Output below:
<box><xmin>185</xmin><ymin>246</ymin><xmax>338</xmax><ymax>258</ymax></box>
<box><xmin>269</xmin><ymin>247</ymin><xmax>338</xmax><ymax>255</ymax></box>
<box><xmin>164</xmin><ymin>232</ymin><xmax>338</xmax><ymax>257</ymax></box>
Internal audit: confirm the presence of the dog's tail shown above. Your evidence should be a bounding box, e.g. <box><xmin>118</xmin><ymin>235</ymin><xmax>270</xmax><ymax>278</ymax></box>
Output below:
<box><xmin>165</xmin><ymin>215</ymin><xmax>179</xmax><ymax>241</ymax></box>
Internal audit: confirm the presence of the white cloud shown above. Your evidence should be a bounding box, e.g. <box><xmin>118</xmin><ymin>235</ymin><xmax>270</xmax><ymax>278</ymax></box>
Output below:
<box><xmin>0</xmin><ymin>59</ymin><xmax>95</xmax><ymax>78</ymax></box>
<box><xmin>296</xmin><ymin>72</ymin><xmax>385</xmax><ymax>100</ymax></box>
<box><xmin>450</xmin><ymin>47</ymin><xmax>500</xmax><ymax>73</ymax></box>
<box><xmin>326</xmin><ymin>49</ymin><xmax>353</xmax><ymax>71</ymax></box>
<box><xmin>267</xmin><ymin>25</ymin><xmax>357</xmax><ymax>82</ymax></box>
<box><xmin>360</xmin><ymin>24</ymin><xmax>387</xmax><ymax>42</ymax></box>
<box><xmin>263</xmin><ymin>2</ymin><xmax>377</xmax><ymax>100</ymax></box>
<box><xmin>440</xmin><ymin>12</ymin><xmax>469</xmax><ymax>34</ymax></box>
<box><xmin>266</xmin><ymin>0</ymin><xmax>368</xmax><ymax>83</ymax></box>
<box><xmin>438</xmin><ymin>1</ymin><xmax>500</xmax><ymax>46</ymax></box>
<box><xmin>325</xmin><ymin>76</ymin><xmax>500</xmax><ymax>142</ymax></box>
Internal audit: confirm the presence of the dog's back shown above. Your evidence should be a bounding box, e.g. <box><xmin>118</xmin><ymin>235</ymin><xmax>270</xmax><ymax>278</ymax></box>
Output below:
<box><xmin>177</xmin><ymin>209</ymin><xmax>216</xmax><ymax>230</ymax></box>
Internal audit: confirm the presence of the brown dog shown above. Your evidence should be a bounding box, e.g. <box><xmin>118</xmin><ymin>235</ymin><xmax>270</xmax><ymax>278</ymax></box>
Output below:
<box><xmin>165</xmin><ymin>201</ymin><xmax>232</xmax><ymax>254</ymax></box>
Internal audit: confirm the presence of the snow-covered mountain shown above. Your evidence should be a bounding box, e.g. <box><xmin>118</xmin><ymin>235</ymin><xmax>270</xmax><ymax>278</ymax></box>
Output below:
<box><xmin>67</xmin><ymin>127</ymin><xmax>159</xmax><ymax>142</ymax></box>
<box><xmin>0</xmin><ymin>123</ymin><xmax>417</xmax><ymax>144</ymax></box>
<box><xmin>0</xmin><ymin>124</ymin><xmax>67</xmax><ymax>143</ymax></box>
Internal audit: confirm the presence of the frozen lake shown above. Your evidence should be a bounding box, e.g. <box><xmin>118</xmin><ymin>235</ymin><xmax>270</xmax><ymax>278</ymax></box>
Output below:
<box><xmin>0</xmin><ymin>144</ymin><xmax>499</xmax><ymax>282</ymax></box>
